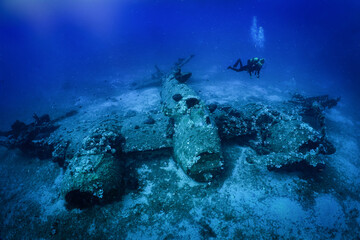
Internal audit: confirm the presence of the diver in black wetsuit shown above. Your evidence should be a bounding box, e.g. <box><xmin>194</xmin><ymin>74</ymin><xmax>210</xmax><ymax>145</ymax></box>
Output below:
<box><xmin>227</xmin><ymin>57</ymin><xmax>265</xmax><ymax>78</ymax></box>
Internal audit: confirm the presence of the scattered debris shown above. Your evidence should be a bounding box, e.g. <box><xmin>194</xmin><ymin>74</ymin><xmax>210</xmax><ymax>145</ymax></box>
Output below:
<box><xmin>211</xmin><ymin>102</ymin><xmax>336</xmax><ymax>169</ymax></box>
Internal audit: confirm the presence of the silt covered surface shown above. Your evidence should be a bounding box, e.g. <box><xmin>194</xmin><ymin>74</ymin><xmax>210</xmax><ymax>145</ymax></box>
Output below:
<box><xmin>0</xmin><ymin>78</ymin><xmax>359</xmax><ymax>239</ymax></box>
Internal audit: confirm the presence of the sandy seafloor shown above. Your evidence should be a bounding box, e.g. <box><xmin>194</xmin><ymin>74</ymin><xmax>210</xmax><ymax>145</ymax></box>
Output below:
<box><xmin>0</xmin><ymin>71</ymin><xmax>360</xmax><ymax>239</ymax></box>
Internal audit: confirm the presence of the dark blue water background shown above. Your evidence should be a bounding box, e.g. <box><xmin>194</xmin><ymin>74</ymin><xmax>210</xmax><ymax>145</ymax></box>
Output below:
<box><xmin>1</xmin><ymin>0</ymin><xmax>359</xmax><ymax>129</ymax></box>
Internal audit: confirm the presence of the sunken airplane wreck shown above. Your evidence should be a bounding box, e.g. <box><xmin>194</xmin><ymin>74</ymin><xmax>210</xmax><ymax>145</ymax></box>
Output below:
<box><xmin>0</xmin><ymin>56</ymin><xmax>339</xmax><ymax>209</ymax></box>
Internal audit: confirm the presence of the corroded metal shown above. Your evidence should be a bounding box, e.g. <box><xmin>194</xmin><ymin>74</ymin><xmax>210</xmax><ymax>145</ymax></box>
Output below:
<box><xmin>161</xmin><ymin>67</ymin><xmax>223</xmax><ymax>182</ymax></box>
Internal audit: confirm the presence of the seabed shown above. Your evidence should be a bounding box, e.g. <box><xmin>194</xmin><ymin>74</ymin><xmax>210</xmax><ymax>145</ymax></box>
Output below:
<box><xmin>0</xmin><ymin>71</ymin><xmax>359</xmax><ymax>239</ymax></box>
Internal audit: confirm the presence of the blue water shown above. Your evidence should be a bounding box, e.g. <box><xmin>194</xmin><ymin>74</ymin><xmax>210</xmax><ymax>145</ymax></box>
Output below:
<box><xmin>1</xmin><ymin>0</ymin><xmax>359</xmax><ymax>128</ymax></box>
<box><xmin>0</xmin><ymin>0</ymin><xmax>360</xmax><ymax>239</ymax></box>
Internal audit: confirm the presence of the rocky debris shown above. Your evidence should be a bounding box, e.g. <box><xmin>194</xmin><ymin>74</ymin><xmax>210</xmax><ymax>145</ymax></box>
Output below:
<box><xmin>290</xmin><ymin>94</ymin><xmax>340</xmax><ymax>111</ymax></box>
<box><xmin>289</xmin><ymin>93</ymin><xmax>340</xmax><ymax>138</ymax></box>
<box><xmin>0</xmin><ymin>114</ymin><xmax>59</xmax><ymax>160</ymax></box>
<box><xmin>61</xmin><ymin>119</ymin><xmax>126</xmax><ymax>209</ymax></box>
<box><xmin>63</xmin><ymin>153</ymin><xmax>124</xmax><ymax>209</ymax></box>
<box><xmin>81</xmin><ymin>119</ymin><xmax>124</xmax><ymax>155</ymax></box>
<box><xmin>212</xmin><ymin>104</ymin><xmax>257</xmax><ymax>140</ymax></box>
<box><xmin>211</xmin><ymin>102</ymin><xmax>336</xmax><ymax>169</ymax></box>
<box><xmin>254</xmin><ymin>119</ymin><xmax>329</xmax><ymax>168</ymax></box>
<box><xmin>0</xmin><ymin>107</ymin><xmax>173</xmax><ymax>208</ymax></box>
<box><xmin>52</xmin><ymin>141</ymin><xmax>70</xmax><ymax>167</ymax></box>
<box><xmin>0</xmin><ymin>111</ymin><xmax>83</xmax><ymax>167</ymax></box>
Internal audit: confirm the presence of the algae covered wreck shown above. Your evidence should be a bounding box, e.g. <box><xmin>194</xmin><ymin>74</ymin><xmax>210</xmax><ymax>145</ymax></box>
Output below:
<box><xmin>0</xmin><ymin>57</ymin><xmax>339</xmax><ymax>211</ymax></box>
<box><xmin>1</xmin><ymin>55</ymin><xmax>357</xmax><ymax>239</ymax></box>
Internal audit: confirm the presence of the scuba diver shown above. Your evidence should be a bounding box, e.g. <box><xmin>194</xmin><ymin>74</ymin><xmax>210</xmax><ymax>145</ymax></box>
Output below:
<box><xmin>227</xmin><ymin>57</ymin><xmax>265</xmax><ymax>78</ymax></box>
